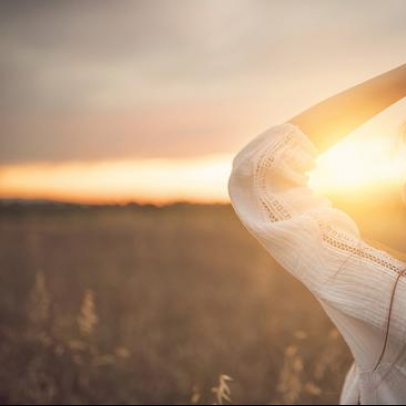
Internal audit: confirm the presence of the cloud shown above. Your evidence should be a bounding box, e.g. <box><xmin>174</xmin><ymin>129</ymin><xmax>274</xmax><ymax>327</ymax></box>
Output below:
<box><xmin>1</xmin><ymin>0</ymin><xmax>406</xmax><ymax>163</ymax></box>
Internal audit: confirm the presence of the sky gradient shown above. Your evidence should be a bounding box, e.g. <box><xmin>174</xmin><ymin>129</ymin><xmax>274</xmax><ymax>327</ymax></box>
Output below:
<box><xmin>1</xmin><ymin>0</ymin><xmax>406</xmax><ymax>203</ymax></box>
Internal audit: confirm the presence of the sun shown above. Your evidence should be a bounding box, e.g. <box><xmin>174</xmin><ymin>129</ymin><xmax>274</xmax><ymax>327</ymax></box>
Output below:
<box><xmin>309</xmin><ymin>133</ymin><xmax>406</xmax><ymax>197</ymax></box>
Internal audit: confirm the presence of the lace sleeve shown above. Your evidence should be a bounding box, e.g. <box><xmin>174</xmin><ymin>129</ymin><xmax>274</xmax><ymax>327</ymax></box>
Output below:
<box><xmin>228</xmin><ymin>123</ymin><xmax>406</xmax><ymax>341</ymax></box>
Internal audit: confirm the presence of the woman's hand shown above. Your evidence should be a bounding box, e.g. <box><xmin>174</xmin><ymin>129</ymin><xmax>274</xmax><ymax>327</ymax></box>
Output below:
<box><xmin>289</xmin><ymin>63</ymin><xmax>406</xmax><ymax>152</ymax></box>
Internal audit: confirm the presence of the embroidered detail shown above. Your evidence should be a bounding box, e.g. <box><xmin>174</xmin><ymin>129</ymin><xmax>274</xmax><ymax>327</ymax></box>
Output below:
<box><xmin>254</xmin><ymin>131</ymin><xmax>296</xmax><ymax>186</ymax></box>
<box><xmin>320</xmin><ymin>223</ymin><xmax>404</xmax><ymax>275</ymax></box>
<box><xmin>259</xmin><ymin>195</ymin><xmax>291</xmax><ymax>223</ymax></box>
<box><xmin>254</xmin><ymin>129</ymin><xmax>298</xmax><ymax>222</ymax></box>
<box><xmin>259</xmin><ymin>199</ymin><xmax>279</xmax><ymax>222</ymax></box>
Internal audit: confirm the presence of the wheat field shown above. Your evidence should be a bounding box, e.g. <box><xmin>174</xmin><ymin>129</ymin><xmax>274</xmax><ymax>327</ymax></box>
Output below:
<box><xmin>0</xmin><ymin>201</ymin><xmax>404</xmax><ymax>405</ymax></box>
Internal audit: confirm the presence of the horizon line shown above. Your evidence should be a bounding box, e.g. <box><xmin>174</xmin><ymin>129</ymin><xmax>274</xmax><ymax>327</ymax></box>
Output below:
<box><xmin>0</xmin><ymin>196</ymin><xmax>231</xmax><ymax>208</ymax></box>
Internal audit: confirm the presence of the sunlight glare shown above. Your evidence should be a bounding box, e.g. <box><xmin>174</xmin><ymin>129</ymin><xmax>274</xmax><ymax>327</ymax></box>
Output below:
<box><xmin>309</xmin><ymin>134</ymin><xmax>406</xmax><ymax>196</ymax></box>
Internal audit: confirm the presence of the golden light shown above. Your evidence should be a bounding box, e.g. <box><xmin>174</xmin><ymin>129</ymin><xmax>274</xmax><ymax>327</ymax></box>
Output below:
<box><xmin>0</xmin><ymin>155</ymin><xmax>233</xmax><ymax>205</ymax></box>
<box><xmin>309</xmin><ymin>134</ymin><xmax>406</xmax><ymax>198</ymax></box>
<box><xmin>0</xmin><ymin>134</ymin><xmax>404</xmax><ymax>205</ymax></box>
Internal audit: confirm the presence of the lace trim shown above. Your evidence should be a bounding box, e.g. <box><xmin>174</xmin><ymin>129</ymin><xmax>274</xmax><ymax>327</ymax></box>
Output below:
<box><xmin>255</xmin><ymin>129</ymin><xmax>296</xmax><ymax>183</ymax></box>
<box><xmin>250</xmin><ymin>124</ymin><xmax>405</xmax><ymax>281</ymax></box>
<box><xmin>259</xmin><ymin>195</ymin><xmax>291</xmax><ymax>222</ymax></box>
<box><xmin>320</xmin><ymin>223</ymin><xmax>405</xmax><ymax>275</ymax></box>
<box><xmin>254</xmin><ymin>129</ymin><xmax>297</xmax><ymax>222</ymax></box>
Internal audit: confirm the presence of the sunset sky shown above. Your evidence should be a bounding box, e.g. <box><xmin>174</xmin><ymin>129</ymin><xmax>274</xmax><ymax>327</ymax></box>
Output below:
<box><xmin>1</xmin><ymin>0</ymin><xmax>406</xmax><ymax>204</ymax></box>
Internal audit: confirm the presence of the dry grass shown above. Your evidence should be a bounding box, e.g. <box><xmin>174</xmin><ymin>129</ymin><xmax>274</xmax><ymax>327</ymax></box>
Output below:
<box><xmin>0</xmin><ymin>202</ymin><xmax>404</xmax><ymax>404</ymax></box>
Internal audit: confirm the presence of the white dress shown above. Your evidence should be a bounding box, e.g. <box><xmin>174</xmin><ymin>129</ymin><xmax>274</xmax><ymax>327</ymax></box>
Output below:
<box><xmin>228</xmin><ymin>123</ymin><xmax>406</xmax><ymax>405</ymax></box>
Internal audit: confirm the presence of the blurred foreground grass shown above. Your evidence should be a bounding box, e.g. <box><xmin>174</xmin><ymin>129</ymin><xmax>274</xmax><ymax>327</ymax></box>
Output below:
<box><xmin>0</xmin><ymin>200</ymin><xmax>403</xmax><ymax>405</ymax></box>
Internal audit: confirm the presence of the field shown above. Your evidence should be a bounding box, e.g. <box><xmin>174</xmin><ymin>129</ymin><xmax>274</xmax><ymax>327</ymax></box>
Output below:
<box><xmin>0</xmin><ymin>200</ymin><xmax>404</xmax><ymax>405</ymax></box>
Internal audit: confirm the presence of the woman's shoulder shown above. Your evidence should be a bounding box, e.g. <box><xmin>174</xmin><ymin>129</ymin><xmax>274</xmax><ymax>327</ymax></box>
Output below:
<box><xmin>231</xmin><ymin>122</ymin><xmax>317</xmax><ymax>175</ymax></box>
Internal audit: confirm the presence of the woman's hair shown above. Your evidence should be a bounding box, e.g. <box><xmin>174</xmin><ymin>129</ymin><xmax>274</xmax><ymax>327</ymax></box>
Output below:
<box><xmin>366</xmin><ymin>127</ymin><xmax>406</xmax><ymax>381</ymax></box>
<box><xmin>357</xmin><ymin>238</ymin><xmax>406</xmax><ymax>388</ymax></box>
<box><xmin>328</xmin><ymin>118</ymin><xmax>406</xmax><ymax>387</ymax></box>
<box><xmin>350</xmin><ymin>116</ymin><xmax>406</xmax><ymax>380</ymax></box>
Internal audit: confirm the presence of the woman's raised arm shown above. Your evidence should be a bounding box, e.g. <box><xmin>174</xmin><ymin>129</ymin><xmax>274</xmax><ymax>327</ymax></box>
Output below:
<box><xmin>289</xmin><ymin>63</ymin><xmax>406</xmax><ymax>152</ymax></box>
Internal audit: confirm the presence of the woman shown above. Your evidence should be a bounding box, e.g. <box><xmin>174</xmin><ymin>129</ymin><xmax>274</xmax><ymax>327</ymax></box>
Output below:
<box><xmin>228</xmin><ymin>63</ymin><xmax>406</xmax><ymax>405</ymax></box>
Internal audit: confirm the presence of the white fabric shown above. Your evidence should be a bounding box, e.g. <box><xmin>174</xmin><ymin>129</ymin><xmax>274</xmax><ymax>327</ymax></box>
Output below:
<box><xmin>228</xmin><ymin>123</ymin><xmax>406</xmax><ymax>405</ymax></box>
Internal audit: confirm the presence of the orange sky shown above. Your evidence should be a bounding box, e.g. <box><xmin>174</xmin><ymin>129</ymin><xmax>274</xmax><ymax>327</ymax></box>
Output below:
<box><xmin>1</xmin><ymin>101</ymin><xmax>405</xmax><ymax>207</ymax></box>
<box><xmin>0</xmin><ymin>155</ymin><xmax>233</xmax><ymax>205</ymax></box>
<box><xmin>1</xmin><ymin>104</ymin><xmax>405</xmax><ymax>205</ymax></box>
<box><xmin>1</xmin><ymin>1</ymin><xmax>406</xmax><ymax>204</ymax></box>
